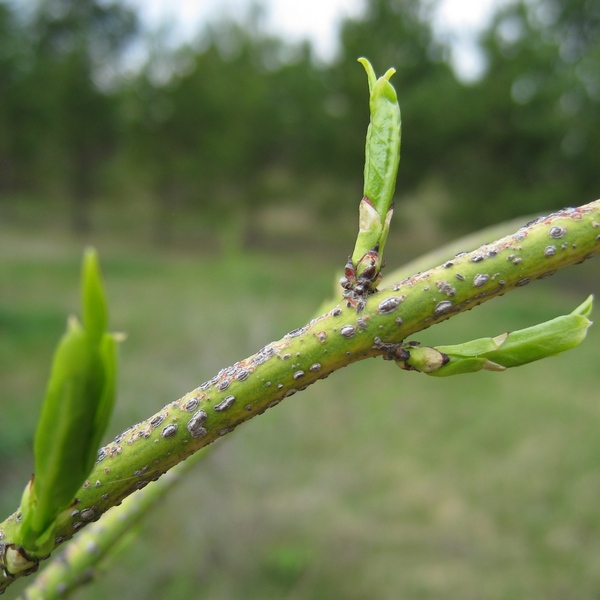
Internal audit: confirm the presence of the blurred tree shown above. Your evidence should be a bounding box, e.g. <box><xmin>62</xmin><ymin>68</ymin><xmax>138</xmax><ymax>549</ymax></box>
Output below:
<box><xmin>330</xmin><ymin>0</ymin><xmax>458</xmax><ymax>199</ymax></box>
<box><xmin>3</xmin><ymin>0</ymin><xmax>597</xmax><ymax>244</ymax></box>
<box><xmin>0</xmin><ymin>2</ymin><xmax>35</xmax><ymax>195</ymax></box>
<box><xmin>124</xmin><ymin>8</ymin><xmax>338</xmax><ymax>251</ymax></box>
<box><xmin>25</xmin><ymin>0</ymin><xmax>138</xmax><ymax>232</ymax></box>
<box><xmin>124</xmin><ymin>14</ymin><xmax>271</xmax><ymax>249</ymax></box>
<box><xmin>441</xmin><ymin>0</ymin><xmax>600</xmax><ymax>230</ymax></box>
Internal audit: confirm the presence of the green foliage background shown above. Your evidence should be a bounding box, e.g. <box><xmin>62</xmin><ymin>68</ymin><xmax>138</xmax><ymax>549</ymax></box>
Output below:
<box><xmin>1</xmin><ymin>0</ymin><xmax>599</xmax><ymax>242</ymax></box>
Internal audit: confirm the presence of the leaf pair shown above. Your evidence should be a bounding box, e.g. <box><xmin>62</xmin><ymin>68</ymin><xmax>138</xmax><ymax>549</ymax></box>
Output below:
<box><xmin>18</xmin><ymin>249</ymin><xmax>119</xmax><ymax>555</ymax></box>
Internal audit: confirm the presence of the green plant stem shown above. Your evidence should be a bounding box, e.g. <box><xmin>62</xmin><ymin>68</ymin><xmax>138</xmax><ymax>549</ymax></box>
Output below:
<box><xmin>15</xmin><ymin>449</ymin><xmax>209</xmax><ymax>600</ymax></box>
<box><xmin>1</xmin><ymin>200</ymin><xmax>599</xmax><ymax>593</ymax></box>
<box><xmin>316</xmin><ymin>214</ymin><xmax>536</xmax><ymax>317</ymax></box>
<box><xmin>381</xmin><ymin>215</ymin><xmax>538</xmax><ymax>285</ymax></box>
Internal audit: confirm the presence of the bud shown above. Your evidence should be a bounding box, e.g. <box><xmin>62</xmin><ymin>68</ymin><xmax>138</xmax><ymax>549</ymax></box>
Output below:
<box><xmin>399</xmin><ymin>296</ymin><xmax>593</xmax><ymax>377</ymax></box>
<box><xmin>17</xmin><ymin>249</ymin><xmax>120</xmax><ymax>555</ymax></box>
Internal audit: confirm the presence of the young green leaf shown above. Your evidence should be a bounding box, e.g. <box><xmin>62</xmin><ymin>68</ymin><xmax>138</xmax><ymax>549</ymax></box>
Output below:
<box><xmin>342</xmin><ymin>58</ymin><xmax>401</xmax><ymax>300</ymax></box>
<box><xmin>398</xmin><ymin>296</ymin><xmax>593</xmax><ymax>376</ymax></box>
<box><xmin>17</xmin><ymin>249</ymin><xmax>119</xmax><ymax>555</ymax></box>
<box><xmin>82</xmin><ymin>248</ymin><xmax>108</xmax><ymax>343</ymax></box>
<box><xmin>357</xmin><ymin>59</ymin><xmax>401</xmax><ymax>222</ymax></box>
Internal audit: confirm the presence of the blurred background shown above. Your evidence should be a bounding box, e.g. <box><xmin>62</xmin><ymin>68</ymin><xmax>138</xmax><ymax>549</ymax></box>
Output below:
<box><xmin>1</xmin><ymin>0</ymin><xmax>599</xmax><ymax>598</ymax></box>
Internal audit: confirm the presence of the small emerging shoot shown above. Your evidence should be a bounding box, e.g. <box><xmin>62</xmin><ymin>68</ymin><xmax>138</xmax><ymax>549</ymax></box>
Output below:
<box><xmin>341</xmin><ymin>58</ymin><xmax>401</xmax><ymax>308</ymax></box>
<box><xmin>397</xmin><ymin>296</ymin><xmax>594</xmax><ymax>376</ymax></box>
<box><xmin>14</xmin><ymin>249</ymin><xmax>120</xmax><ymax>560</ymax></box>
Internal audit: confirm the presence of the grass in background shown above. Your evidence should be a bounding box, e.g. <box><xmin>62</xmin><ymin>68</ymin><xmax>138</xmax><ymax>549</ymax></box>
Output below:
<box><xmin>1</xmin><ymin>225</ymin><xmax>599</xmax><ymax>600</ymax></box>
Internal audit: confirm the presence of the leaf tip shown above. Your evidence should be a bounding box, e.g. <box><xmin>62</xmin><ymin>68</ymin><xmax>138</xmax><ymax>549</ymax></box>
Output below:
<box><xmin>357</xmin><ymin>57</ymin><xmax>376</xmax><ymax>93</ymax></box>
<box><xmin>571</xmin><ymin>294</ymin><xmax>593</xmax><ymax>320</ymax></box>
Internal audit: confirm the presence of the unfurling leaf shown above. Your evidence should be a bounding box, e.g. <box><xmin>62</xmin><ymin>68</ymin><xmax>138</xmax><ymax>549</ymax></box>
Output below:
<box><xmin>17</xmin><ymin>249</ymin><xmax>119</xmax><ymax>555</ymax></box>
<box><xmin>398</xmin><ymin>296</ymin><xmax>593</xmax><ymax>377</ymax></box>
<box><xmin>343</xmin><ymin>58</ymin><xmax>401</xmax><ymax>297</ymax></box>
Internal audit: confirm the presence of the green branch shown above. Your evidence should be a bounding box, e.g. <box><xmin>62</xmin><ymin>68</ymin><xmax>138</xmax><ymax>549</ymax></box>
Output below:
<box><xmin>1</xmin><ymin>199</ymin><xmax>599</xmax><ymax>593</ymax></box>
